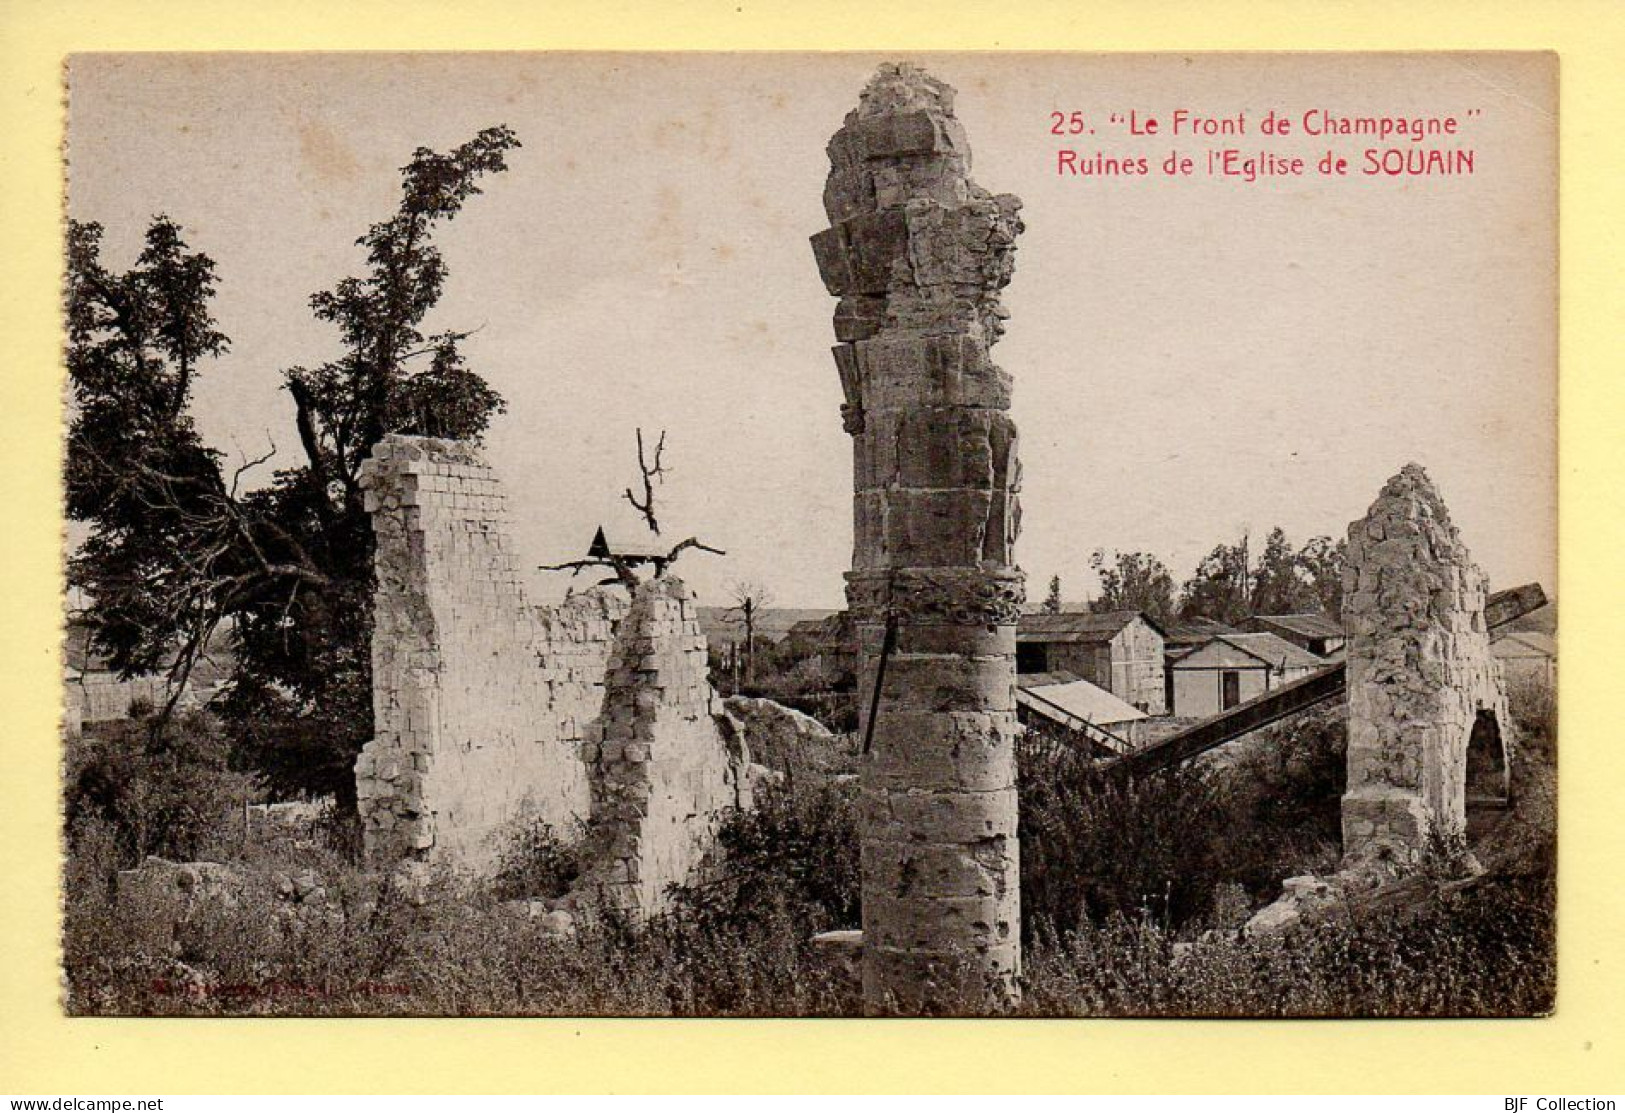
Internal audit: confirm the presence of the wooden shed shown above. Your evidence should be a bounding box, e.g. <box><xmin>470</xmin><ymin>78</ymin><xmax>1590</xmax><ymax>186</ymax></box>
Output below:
<box><xmin>1166</xmin><ymin>631</ymin><xmax>1325</xmax><ymax>718</ymax></box>
<box><xmin>1491</xmin><ymin>630</ymin><xmax>1556</xmax><ymax>688</ymax></box>
<box><xmin>1016</xmin><ymin>610</ymin><xmax>1167</xmax><ymax>715</ymax></box>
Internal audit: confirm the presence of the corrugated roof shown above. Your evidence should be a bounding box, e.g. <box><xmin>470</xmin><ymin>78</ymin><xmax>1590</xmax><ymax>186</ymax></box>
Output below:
<box><xmin>1163</xmin><ymin>616</ymin><xmax>1238</xmax><ymax>645</ymax></box>
<box><xmin>1017</xmin><ymin>610</ymin><xmax>1163</xmax><ymax>643</ymax></box>
<box><xmin>1216</xmin><ymin>632</ymin><xmax>1326</xmax><ymax>670</ymax></box>
<box><xmin>1253</xmin><ymin>613</ymin><xmax>1344</xmax><ymax>640</ymax></box>
<box><xmin>1170</xmin><ymin>631</ymin><xmax>1325</xmax><ymax>671</ymax></box>
<box><xmin>1016</xmin><ymin>670</ymin><xmax>1086</xmax><ymax>689</ymax></box>
<box><xmin>1017</xmin><ymin>675</ymin><xmax>1147</xmax><ymax>727</ymax></box>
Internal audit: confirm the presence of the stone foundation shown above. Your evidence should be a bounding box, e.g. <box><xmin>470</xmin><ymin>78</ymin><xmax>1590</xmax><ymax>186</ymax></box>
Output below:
<box><xmin>1341</xmin><ymin>463</ymin><xmax>1511</xmax><ymax>867</ymax></box>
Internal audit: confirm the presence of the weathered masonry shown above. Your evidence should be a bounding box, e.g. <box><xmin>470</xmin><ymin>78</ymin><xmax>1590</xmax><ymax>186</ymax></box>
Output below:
<box><xmin>1341</xmin><ymin>464</ymin><xmax>1511</xmax><ymax>866</ymax></box>
<box><xmin>568</xmin><ymin>575</ymin><xmax>755</xmax><ymax>914</ymax></box>
<box><xmin>814</xmin><ymin>63</ymin><xmax>1026</xmax><ymax>1012</ymax></box>
<box><xmin>356</xmin><ymin>435</ymin><xmax>752</xmax><ymax>913</ymax></box>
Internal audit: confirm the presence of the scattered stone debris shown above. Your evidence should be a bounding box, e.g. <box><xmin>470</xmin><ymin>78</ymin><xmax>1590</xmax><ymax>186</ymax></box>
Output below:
<box><xmin>499</xmin><ymin>899</ymin><xmax>577</xmax><ymax>939</ymax></box>
<box><xmin>721</xmin><ymin>695</ymin><xmax>841</xmax><ymax>774</ymax></box>
<box><xmin>118</xmin><ymin>858</ymin><xmax>245</xmax><ymax>913</ymax></box>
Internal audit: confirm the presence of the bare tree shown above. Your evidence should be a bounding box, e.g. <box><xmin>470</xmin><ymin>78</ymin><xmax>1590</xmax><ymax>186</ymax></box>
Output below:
<box><xmin>623</xmin><ymin>426</ymin><xmax>667</xmax><ymax>535</ymax></box>
<box><xmin>542</xmin><ymin>428</ymin><xmax>722</xmax><ymax>588</ymax></box>
<box><xmin>727</xmin><ymin>581</ymin><xmax>775</xmax><ymax>688</ymax></box>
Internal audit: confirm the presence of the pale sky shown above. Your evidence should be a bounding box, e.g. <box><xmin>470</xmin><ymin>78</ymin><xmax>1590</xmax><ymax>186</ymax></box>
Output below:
<box><xmin>66</xmin><ymin>52</ymin><xmax>1557</xmax><ymax>609</ymax></box>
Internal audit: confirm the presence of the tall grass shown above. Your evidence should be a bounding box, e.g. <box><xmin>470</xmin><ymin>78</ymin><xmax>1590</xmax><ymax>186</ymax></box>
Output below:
<box><xmin>62</xmin><ymin>694</ymin><xmax>1554</xmax><ymax>1017</ymax></box>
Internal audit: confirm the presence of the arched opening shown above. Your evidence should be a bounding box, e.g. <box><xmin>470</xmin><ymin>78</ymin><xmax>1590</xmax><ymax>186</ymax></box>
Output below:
<box><xmin>1465</xmin><ymin>707</ymin><xmax>1510</xmax><ymax>808</ymax></box>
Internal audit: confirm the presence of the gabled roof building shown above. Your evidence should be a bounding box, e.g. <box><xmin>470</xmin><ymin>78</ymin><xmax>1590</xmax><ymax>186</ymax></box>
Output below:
<box><xmin>1016</xmin><ymin>610</ymin><xmax>1167</xmax><ymax>715</ymax></box>
<box><xmin>1165</xmin><ymin>630</ymin><xmax>1327</xmax><ymax>718</ymax></box>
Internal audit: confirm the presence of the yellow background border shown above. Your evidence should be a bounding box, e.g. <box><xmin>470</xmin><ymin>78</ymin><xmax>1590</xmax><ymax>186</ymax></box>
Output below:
<box><xmin>3</xmin><ymin>0</ymin><xmax>1620</xmax><ymax>1095</ymax></box>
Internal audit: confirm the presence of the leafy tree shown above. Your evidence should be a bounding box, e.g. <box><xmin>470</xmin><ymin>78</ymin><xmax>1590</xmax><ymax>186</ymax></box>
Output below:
<box><xmin>224</xmin><ymin>125</ymin><xmax>519</xmax><ymax>804</ymax></box>
<box><xmin>1249</xmin><ymin>527</ymin><xmax>1308</xmax><ymax>617</ymax></box>
<box><xmin>1296</xmin><ymin>534</ymin><xmax>1347</xmax><ymax>620</ymax></box>
<box><xmin>66</xmin><ymin>216</ymin><xmax>232</xmax><ymax>695</ymax></box>
<box><xmin>1177</xmin><ymin>529</ymin><xmax>1345</xmax><ymax>624</ymax></box>
<box><xmin>1178</xmin><ymin>537</ymin><xmax>1253</xmax><ymax>626</ymax></box>
<box><xmin>67</xmin><ymin>126</ymin><xmax>522</xmax><ymax>813</ymax></box>
<box><xmin>1043</xmin><ymin>575</ymin><xmax>1063</xmax><ymax>614</ymax></box>
<box><xmin>1088</xmin><ymin>549</ymin><xmax>1176</xmax><ymax>623</ymax></box>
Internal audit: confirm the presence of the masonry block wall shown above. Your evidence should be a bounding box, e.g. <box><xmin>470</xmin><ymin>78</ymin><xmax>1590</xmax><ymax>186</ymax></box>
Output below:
<box><xmin>572</xmin><ymin>576</ymin><xmax>752</xmax><ymax>915</ymax></box>
<box><xmin>356</xmin><ymin>436</ymin><xmax>626</xmax><ymax>871</ymax></box>
<box><xmin>1341</xmin><ymin>463</ymin><xmax>1511</xmax><ymax>866</ymax></box>
<box><xmin>814</xmin><ymin>63</ymin><xmax>1026</xmax><ymax>1012</ymax></box>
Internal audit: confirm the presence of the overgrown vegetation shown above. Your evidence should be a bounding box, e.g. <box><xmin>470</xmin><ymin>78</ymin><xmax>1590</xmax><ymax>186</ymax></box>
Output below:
<box><xmin>1017</xmin><ymin>705</ymin><xmax>1346</xmax><ymax>940</ymax></box>
<box><xmin>63</xmin><ymin>678</ymin><xmax>1555</xmax><ymax>1017</ymax></box>
<box><xmin>64</xmin><ymin>712</ymin><xmax>257</xmax><ymax>870</ymax></box>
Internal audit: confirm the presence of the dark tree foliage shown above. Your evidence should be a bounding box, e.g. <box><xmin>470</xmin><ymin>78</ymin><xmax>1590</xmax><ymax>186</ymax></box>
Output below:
<box><xmin>1088</xmin><ymin>549</ymin><xmax>1177</xmax><ymax>623</ymax></box>
<box><xmin>1177</xmin><ymin>529</ymin><xmax>1345</xmax><ymax>625</ymax></box>
<box><xmin>67</xmin><ymin>126</ymin><xmax>521</xmax><ymax>812</ymax></box>
<box><xmin>227</xmin><ymin>125</ymin><xmax>519</xmax><ymax>805</ymax></box>
<box><xmin>67</xmin><ymin>217</ymin><xmax>235</xmax><ymax>693</ymax></box>
<box><xmin>1179</xmin><ymin>538</ymin><xmax>1254</xmax><ymax>626</ymax></box>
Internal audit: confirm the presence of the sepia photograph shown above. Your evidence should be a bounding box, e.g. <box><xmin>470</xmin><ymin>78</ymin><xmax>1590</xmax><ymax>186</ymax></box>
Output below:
<box><xmin>60</xmin><ymin>51</ymin><xmax>1557</xmax><ymax>1018</ymax></box>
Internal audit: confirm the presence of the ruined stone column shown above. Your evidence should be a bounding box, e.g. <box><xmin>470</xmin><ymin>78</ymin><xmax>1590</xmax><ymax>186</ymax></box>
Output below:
<box><xmin>812</xmin><ymin>63</ymin><xmax>1025</xmax><ymax>1012</ymax></box>
<box><xmin>1342</xmin><ymin>464</ymin><xmax>1511</xmax><ymax>868</ymax></box>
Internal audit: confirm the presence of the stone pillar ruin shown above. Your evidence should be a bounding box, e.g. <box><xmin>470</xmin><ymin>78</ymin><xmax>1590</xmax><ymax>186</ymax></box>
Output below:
<box><xmin>1341</xmin><ymin>463</ymin><xmax>1512</xmax><ymax>868</ymax></box>
<box><xmin>812</xmin><ymin>63</ymin><xmax>1026</xmax><ymax>1012</ymax></box>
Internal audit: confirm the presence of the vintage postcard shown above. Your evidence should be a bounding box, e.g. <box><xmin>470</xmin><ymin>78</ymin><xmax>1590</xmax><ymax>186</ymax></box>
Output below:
<box><xmin>60</xmin><ymin>51</ymin><xmax>1556</xmax><ymax>1019</ymax></box>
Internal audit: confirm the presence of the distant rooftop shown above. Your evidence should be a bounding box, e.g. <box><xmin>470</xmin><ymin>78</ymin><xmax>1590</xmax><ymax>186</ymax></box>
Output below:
<box><xmin>1162</xmin><ymin>616</ymin><xmax>1238</xmax><ymax>645</ymax></box>
<box><xmin>587</xmin><ymin>525</ymin><xmax>668</xmax><ymax>562</ymax></box>
<box><xmin>1017</xmin><ymin>610</ymin><xmax>1163</xmax><ymax>643</ymax></box>
<box><xmin>1252</xmin><ymin>613</ymin><xmax>1343</xmax><ymax>640</ymax></box>
<box><xmin>696</xmin><ymin>606</ymin><xmax>839</xmax><ymax>645</ymax></box>
<box><xmin>1211</xmin><ymin>632</ymin><xmax>1326</xmax><ymax>671</ymax></box>
<box><xmin>1017</xmin><ymin>673</ymin><xmax>1148</xmax><ymax>728</ymax></box>
<box><xmin>1492</xmin><ymin>631</ymin><xmax>1556</xmax><ymax>659</ymax></box>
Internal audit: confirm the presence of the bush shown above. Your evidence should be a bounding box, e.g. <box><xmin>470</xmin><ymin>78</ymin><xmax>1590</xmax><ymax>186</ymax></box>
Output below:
<box><xmin>1020</xmin><ymin>730</ymin><xmax>1221</xmax><ymax>938</ymax></box>
<box><xmin>1508</xmin><ymin>672</ymin><xmax>1557</xmax><ymax>757</ymax></box>
<box><xmin>673</xmin><ymin>777</ymin><xmax>860</xmax><ymax>932</ymax></box>
<box><xmin>65</xmin><ymin>712</ymin><xmax>258</xmax><ymax>869</ymax></box>
<box><xmin>487</xmin><ymin>819</ymin><xmax>585</xmax><ymax>903</ymax></box>
<box><xmin>1204</xmin><ymin>705</ymin><xmax>1346</xmax><ymax>896</ymax></box>
<box><xmin>1021</xmin><ymin>874</ymin><xmax>1554</xmax><ymax>1018</ymax></box>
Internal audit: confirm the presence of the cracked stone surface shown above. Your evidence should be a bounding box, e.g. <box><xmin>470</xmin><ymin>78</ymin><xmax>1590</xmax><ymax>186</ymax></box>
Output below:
<box><xmin>1340</xmin><ymin>463</ymin><xmax>1511</xmax><ymax>868</ymax></box>
<box><xmin>357</xmin><ymin>435</ymin><xmax>749</xmax><ymax>907</ymax></box>
<box><xmin>814</xmin><ymin>63</ymin><xmax>1025</xmax><ymax>1012</ymax></box>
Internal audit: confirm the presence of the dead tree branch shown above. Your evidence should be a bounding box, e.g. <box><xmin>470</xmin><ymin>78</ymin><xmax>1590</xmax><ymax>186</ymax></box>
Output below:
<box><xmin>664</xmin><ymin>537</ymin><xmax>726</xmax><ymax>565</ymax></box>
<box><xmin>622</xmin><ymin>426</ymin><xmax>668</xmax><ymax>535</ymax></box>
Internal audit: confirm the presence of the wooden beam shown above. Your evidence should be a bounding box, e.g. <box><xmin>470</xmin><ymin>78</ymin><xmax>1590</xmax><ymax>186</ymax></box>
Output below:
<box><xmin>1486</xmin><ymin>583</ymin><xmax>1547</xmax><ymax>630</ymax></box>
<box><xmin>1115</xmin><ymin>663</ymin><xmax>1346</xmax><ymax>776</ymax></box>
